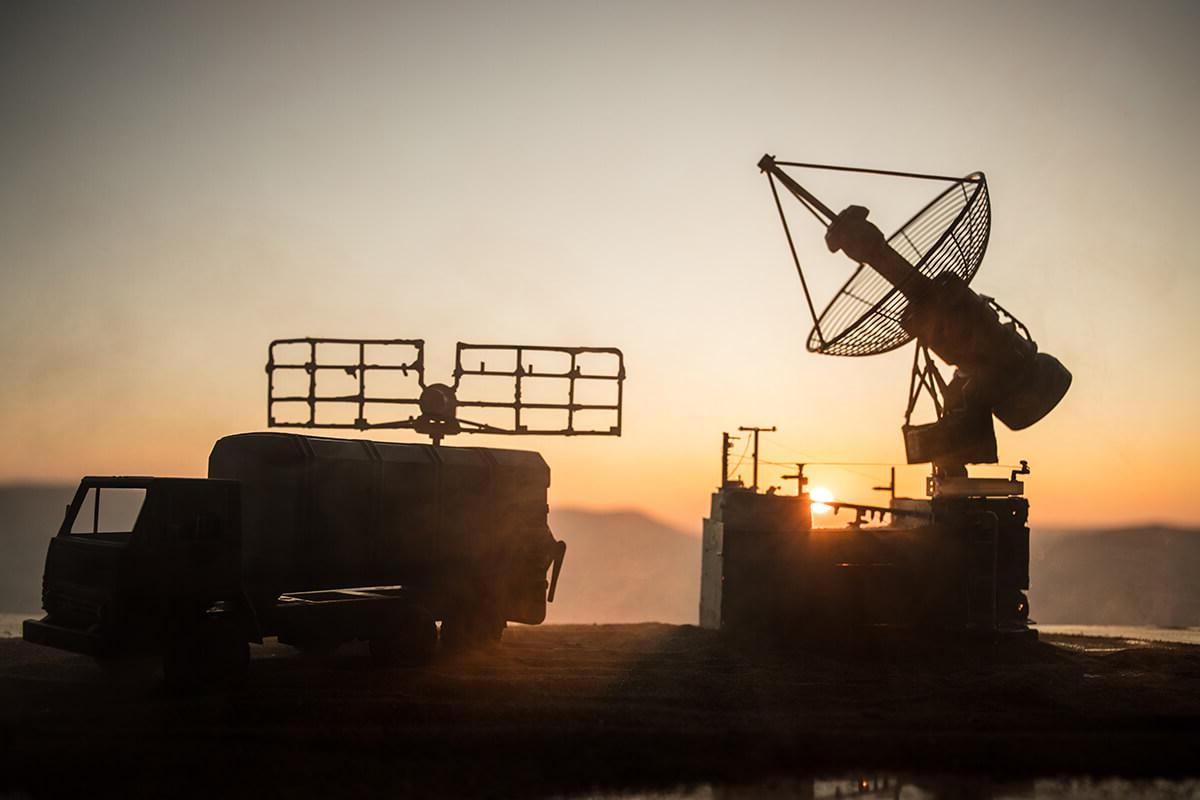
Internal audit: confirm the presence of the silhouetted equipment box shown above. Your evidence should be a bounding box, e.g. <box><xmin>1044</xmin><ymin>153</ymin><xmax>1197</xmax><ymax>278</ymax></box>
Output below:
<box><xmin>700</xmin><ymin>486</ymin><xmax>1032</xmax><ymax>638</ymax></box>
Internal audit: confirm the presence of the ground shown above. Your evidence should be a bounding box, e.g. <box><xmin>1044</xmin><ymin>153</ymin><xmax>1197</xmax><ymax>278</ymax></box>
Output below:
<box><xmin>1</xmin><ymin>624</ymin><xmax>1198</xmax><ymax>797</ymax></box>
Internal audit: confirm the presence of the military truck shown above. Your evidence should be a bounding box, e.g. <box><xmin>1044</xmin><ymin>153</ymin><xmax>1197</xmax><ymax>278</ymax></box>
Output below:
<box><xmin>23</xmin><ymin>432</ymin><xmax>566</xmax><ymax>691</ymax></box>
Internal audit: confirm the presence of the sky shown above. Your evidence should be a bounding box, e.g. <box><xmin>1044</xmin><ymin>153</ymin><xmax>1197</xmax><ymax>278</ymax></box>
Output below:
<box><xmin>1</xmin><ymin>0</ymin><xmax>1198</xmax><ymax>531</ymax></box>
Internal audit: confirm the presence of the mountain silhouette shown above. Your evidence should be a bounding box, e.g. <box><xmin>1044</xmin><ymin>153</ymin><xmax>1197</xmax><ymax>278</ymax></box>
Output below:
<box><xmin>1</xmin><ymin>484</ymin><xmax>1197</xmax><ymax>627</ymax></box>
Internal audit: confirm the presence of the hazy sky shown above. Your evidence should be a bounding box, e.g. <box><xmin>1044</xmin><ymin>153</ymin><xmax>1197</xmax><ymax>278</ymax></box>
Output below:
<box><xmin>2</xmin><ymin>0</ymin><xmax>1198</xmax><ymax>530</ymax></box>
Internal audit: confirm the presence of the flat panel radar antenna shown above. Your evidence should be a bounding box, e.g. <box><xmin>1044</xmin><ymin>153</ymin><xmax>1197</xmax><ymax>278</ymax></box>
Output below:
<box><xmin>757</xmin><ymin>154</ymin><xmax>1070</xmax><ymax>474</ymax></box>
<box><xmin>759</xmin><ymin>156</ymin><xmax>991</xmax><ymax>357</ymax></box>
<box><xmin>266</xmin><ymin>338</ymin><xmax>625</xmax><ymax>445</ymax></box>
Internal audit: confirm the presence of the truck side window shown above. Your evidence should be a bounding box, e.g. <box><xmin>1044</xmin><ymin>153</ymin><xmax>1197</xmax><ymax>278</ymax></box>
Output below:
<box><xmin>69</xmin><ymin>488</ymin><xmax>147</xmax><ymax>534</ymax></box>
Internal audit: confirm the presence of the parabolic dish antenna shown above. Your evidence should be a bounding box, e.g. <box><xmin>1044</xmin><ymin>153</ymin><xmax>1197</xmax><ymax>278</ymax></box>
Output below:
<box><xmin>761</xmin><ymin>159</ymin><xmax>991</xmax><ymax>357</ymax></box>
<box><xmin>758</xmin><ymin>154</ymin><xmax>1071</xmax><ymax>471</ymax></box>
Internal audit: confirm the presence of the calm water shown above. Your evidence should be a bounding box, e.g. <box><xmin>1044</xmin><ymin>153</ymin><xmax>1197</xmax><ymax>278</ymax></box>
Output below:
<box><xmin>568</xmin><ymin>775</ymin><xmax>1200</xmax><ymax>799</ymax></box>
<box><xmin>1034</xmin><ymin>624</ymin><xmax>1200</xmax><ymax>646</ymax></box>
<box><xmin>9</xmin><ymin>618</ymin><xmax>1199</xmax><ymax>643</ymax></box>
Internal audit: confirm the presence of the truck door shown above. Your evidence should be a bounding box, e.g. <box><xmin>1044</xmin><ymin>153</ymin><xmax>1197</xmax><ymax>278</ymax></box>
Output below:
<box><xmin>153</xmin><ymin>480</ymin><xmax>242</xmax><ymax>603</ymax></box>
<box><xmin>41</xmin><ymin>482</ymin><xmax>147</xmax><ymax>630</ymax></box>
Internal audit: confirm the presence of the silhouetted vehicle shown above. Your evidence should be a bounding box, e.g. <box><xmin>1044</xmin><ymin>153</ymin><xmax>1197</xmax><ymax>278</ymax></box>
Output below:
<box><xmin>23</xmin><ymin>432</ymin><xmax>566</xmax><ymax>691</ymax></box>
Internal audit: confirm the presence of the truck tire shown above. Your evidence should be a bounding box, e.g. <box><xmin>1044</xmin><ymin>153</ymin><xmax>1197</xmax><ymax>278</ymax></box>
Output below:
<box><xmin>162</xmin><ymin>613</ymin><xmax>249</xmax><ymax>694</ymax></box>
<box><xmin>440</xmin><ymin>610</ymin><xmax>505</xmax><ymax>652</ymax></box>
<box><xmin>369</xmin><ymin>610</ymin><xmax>437</xmax><ymax>667</ymax></box>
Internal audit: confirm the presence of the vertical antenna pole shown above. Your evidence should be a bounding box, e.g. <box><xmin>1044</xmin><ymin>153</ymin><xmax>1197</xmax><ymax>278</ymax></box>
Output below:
<box><xmin>782</xmin><ymin>463</ymin><xmax>808</xmax><ymax>495</ymax></box>
<box><xmin>721</xmin><ymin>432</ymin><xmax>740</xmax><ymax>487</ymax></box>
<box><xmin>722</xmin><ymin>432</ymin><xmax>729</xmax><ymax>487</ymax></box>
<box><xmin>752</xmin><ymin>431</ymin><xmax>759</xmax><ymax>490</ymax></box>
<box><xmin>738</xmin><ymin>425</ymin><xmax>776</xmax><ymax>492</ymax></box>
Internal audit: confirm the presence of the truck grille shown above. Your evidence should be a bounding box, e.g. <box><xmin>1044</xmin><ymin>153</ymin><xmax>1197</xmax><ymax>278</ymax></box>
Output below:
<box><xmin>43</xmin><ymin>585</ymin><xmax>105</xmax><ymax>627</ymax></box>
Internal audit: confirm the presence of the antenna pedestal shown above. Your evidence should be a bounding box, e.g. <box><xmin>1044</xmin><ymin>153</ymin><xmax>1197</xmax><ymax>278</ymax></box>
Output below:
<box><xmin>927</xmin><ymin>475</ymin><xmax>1024</xmax><ymax>498</ymax></box>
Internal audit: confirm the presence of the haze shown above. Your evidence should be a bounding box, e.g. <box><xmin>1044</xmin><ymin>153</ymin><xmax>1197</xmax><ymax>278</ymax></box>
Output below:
<box><xmin>2</xmin><ymin>1</ymin><xmax>1197</xmax><ymax>530</ymax></box>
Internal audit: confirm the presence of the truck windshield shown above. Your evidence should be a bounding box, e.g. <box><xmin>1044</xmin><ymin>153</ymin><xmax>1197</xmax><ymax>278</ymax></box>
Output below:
<box><xmin>70</xmin><ymin>487</ymin><xmax>146</xmax><ymax>534</ymax></box>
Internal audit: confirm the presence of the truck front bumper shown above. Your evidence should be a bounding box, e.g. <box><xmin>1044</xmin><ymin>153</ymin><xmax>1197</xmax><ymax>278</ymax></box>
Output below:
<box><xmin>23</xmin><ymin>617</ymin><xmax>109</xmax><ymax>657</ymax></box>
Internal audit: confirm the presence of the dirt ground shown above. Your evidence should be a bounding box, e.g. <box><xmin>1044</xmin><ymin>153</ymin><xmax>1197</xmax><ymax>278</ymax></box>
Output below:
<box><xmin>1</xmin><ymin>624</ymin><xmax>1198</xmax><ymax>798</ymax></box>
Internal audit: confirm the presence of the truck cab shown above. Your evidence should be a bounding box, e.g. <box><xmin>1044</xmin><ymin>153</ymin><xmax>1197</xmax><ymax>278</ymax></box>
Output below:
<box><xmin>23</xmin><ymin>477</ymin><xmax>243</xmax><ymax>659</ymax></box>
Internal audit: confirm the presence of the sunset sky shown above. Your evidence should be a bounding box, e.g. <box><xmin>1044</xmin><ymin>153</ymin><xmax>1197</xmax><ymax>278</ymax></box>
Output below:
<box><xmin>2</xmin><ymin>1</ymin><xmax>1197</xmax><ymax>531</ymax></box>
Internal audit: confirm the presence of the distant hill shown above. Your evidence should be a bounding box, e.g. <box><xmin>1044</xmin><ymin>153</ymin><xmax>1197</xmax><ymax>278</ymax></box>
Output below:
<box><xmin>547</xmin><ymin>508</ymin><xmax>700</xmax><ymax>624</ymax></box>
<box><xmin>554</xmin><ymin>515</ymin><xmax>1200</xmax><ymax>627</ymax></box>
<box><xmin>1030</xmin><ymin>525</ymin><xmax>1200</xmax><ymax>626</ymax></box>
<box><xmin>1</xmin><ymin>484</ymin><xmax>1196</xmax><ymax>627</ymax></box>
<box><xmin>0</xmin><ymin>485</ymin><xmax>74</xmax><ymax>614</ymax></box>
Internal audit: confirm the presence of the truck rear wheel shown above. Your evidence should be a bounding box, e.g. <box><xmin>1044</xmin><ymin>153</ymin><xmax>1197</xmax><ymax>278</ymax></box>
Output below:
<box><xmin>369</xmin><ymin>610</ymin><xmax>437</xmax><ymax>667</ymax></box>
<box><xmin>440</xmin><ymin>610</ymin><xmax>505</xmax><ymax>651</ymax></box>
<box><xmin>163</xmin><ymin>613</ymin><xmax>249</xmax><ymax>694</ymax></box>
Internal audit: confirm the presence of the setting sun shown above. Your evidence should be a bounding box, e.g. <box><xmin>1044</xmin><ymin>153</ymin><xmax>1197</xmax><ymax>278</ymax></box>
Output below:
<box><xmin>809</xmin><ymin>486</ymin><xmax>834</xmax><ymax>515</ymax></box>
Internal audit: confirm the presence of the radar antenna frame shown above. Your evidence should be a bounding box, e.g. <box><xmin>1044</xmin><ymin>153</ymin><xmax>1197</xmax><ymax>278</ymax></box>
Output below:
<box><xmin>267</xmin><ymin>337</ymin><xmax>625</xmax><ymax>445</ymax></box>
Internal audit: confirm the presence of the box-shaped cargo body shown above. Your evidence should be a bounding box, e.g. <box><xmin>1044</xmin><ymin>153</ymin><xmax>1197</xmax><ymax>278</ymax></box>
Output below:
<box><xmin>207</xmin><ymin>432</ymin><xmax>559</xmax><ymax>625</ymax></box>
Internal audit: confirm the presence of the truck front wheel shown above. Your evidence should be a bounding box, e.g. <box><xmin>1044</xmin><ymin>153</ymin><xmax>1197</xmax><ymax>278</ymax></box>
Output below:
<box><xmin>163</xmin><ymin>613</ymin><xmax>249</xmax><ymax>693</ymax></box>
